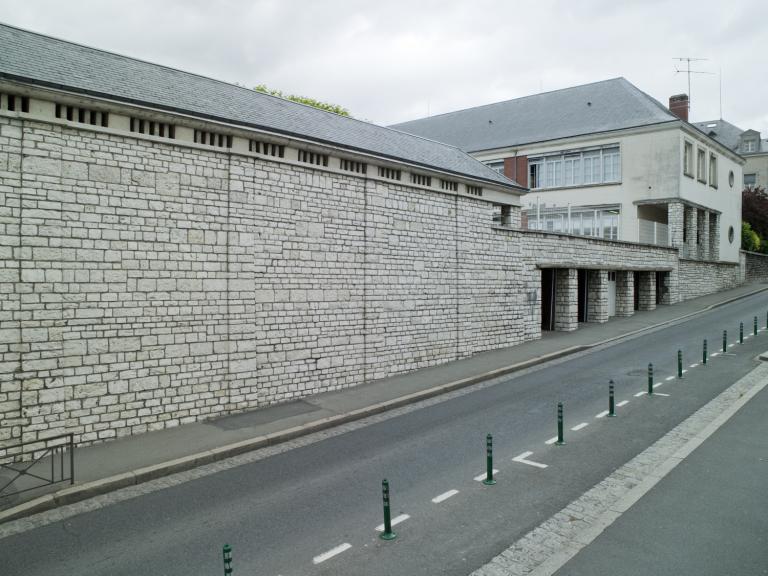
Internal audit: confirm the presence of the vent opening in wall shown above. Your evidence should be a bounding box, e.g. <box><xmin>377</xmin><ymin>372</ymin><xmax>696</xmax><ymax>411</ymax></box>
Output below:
<box><xmin>130</xmin><ymin>117</ymin><xmax>176</xmax><ymax>139</ymax></box>
<box><xmin>298</xmin><ymin>150</ymin><xmax>329</xmax><ymax>167</ymax></box>
<box><xmin>194</xmin><ymin>129</ymin><xmax>232</xmax><ymax>148</ymax></box>
<box><xmin>410</xmin><ymin>173</ymin><xmax>432</xmax><ymax>187</ymax></box>
<box><xmin>440</xmin><ymin>179</ymin><xmax>459</xmax><ymax>192</ymax></box>
<box><xmin>249</xmin><ymin>140</ymin><xmax>285</xmax><ymax>158</ymax></box>
<box><xmin>340</xmin><ymin>159</ymin><xmax>367</xmax><ymax>174</ymax></box>
<box><xmin>378</xmin><ymin>167</ymin><xmax>402</xmax><ymax>181</ymax></box>
<box><xmin>466</xmin><ymin>185</ymin><xmax>483</xmax><ymax>196</ymax></box>
<box><xmin>54</xmin><ymin>103</ymin><xmax>108</xmax><ymax>127</ymax></box>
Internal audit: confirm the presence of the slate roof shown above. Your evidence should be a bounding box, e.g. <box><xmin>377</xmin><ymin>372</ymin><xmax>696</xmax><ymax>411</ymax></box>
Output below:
<box><xmin>389</xmin><ymin>78</ymin><xmax>680</xmax><ymax>152</ymax></box>
<box><xmin>694</xmin><ymin>119</ymin><xmax>768</xmax><ymax>155</ymax></box>
<box><xmin>0</xmin><ymin>23</ymin><xmax>521</xmax><ymax>190</ymax></box>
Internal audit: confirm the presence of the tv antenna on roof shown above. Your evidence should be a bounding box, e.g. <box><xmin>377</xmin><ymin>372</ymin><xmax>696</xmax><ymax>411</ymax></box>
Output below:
<box><xmin>673</xmin><ymin>57</ymin><xmax>715</xmax><ymax>116</ymax></box>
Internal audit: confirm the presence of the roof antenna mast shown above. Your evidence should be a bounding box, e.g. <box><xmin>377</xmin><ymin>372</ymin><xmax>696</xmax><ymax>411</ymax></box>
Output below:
<box><xmin>673</xmin><ymin>57</ymin><xmax>714</xmax><ymax>118</ymax></box>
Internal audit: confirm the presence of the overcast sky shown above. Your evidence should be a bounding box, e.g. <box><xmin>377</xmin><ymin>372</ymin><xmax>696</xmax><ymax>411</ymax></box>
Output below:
<box><xmin>1</xmin><ymin>0</ymin><xmax>766</xmax><ymax>133</ymax></box>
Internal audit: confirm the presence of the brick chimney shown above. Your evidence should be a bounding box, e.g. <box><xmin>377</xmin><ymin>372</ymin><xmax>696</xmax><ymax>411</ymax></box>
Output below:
<box><xmin>669</xmin><ymin>94</ymin><xmax>689</xmax><ymax>122</ymax></box>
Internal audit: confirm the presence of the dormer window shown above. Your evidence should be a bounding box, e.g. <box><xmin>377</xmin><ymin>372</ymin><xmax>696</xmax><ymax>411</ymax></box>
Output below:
<box><xmin>744</xmin><ymin>140</ymin><xmax>756</xmax><ymax>153</ymax></box>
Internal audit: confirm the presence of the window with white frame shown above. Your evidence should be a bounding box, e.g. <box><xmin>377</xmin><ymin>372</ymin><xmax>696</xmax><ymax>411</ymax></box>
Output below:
<box><xmin>744</xmin><ymin>173</ymin><xmax>757</xmax><ymax>187</ymax></box>
<box><xmin>683</xmin><ymin>141</ymin><xmax>694</xmax><ymax>176</ymax></box>
<box><xmin>696</xmin><ymin>147</ymin><xmax>706</xmax><ymax>182</ymax></box>
<box><xmin>744</xmin><ymin>140</ymin><xmax>756</xmax><ymax>153</ymax></box>
<box><xmin>527</xmin><ymin>145</ymin><xmax>620</xmax><ymax>189</ymax></box>
<box><xmin>709</xmin><ymin>154</ymin><xmax>717</xmax><ymax>188</ymax></box>
<box><xmin>484</xmin><ymin>160</ymin><xmax>505</xmax><ymax>174</ymax></box>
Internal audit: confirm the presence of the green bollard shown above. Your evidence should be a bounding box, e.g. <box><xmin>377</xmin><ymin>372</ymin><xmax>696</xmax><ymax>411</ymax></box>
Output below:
<box><xmin>223</xmin><ymin>544</ymin><xmax>233</xmax><ymax>576</ymax></box>
<box><xmin>740</xmin><ymin>322</ymin><xmax>744</xmax><ymax>344</ymax></box>
<box><xmin>677</xmin><ymin>350</ymin><xmax>683</xmax><ymax>379</ymax></box>
<box><xmin>648</xmin><ymin>363</ymin><xmax>654</xmax><ymax>395</ymax></box>
<box><xmin>755</xmin><ymin>316</ymin><xmax>759</xmax><ymax>336</ymax></box>
<box><xmin>380</xmin><ymin>479</ymin><xmax>397</xmax><ymax>540</ymax></box>
<box><xmin>723</xmin><ymin>330</ymin><xmax>727</xmax><ymax>353</ymax></box>
<box><xmin>556</xmin><ymin>402</ymin><xmax>565</xmax><ymax>445</ymax></box>
<box><xmin>703</xmin><ymin>339</ymin><xmax>707</xmax><ymax>365</ymax></box>
<box><xmin>483</xmin><ymin>434</ymin><xmax>496</xmax><ymax>485</ymax></box>
<box><xmin>608</xmin><ymin>380</ymin><xmax>616</xmax><ymax>417</ymax></box>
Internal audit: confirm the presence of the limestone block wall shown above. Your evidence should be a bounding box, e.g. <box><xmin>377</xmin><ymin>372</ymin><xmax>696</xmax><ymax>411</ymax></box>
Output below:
<box><xmin>677</xmin><ymin>259</ymin><xmax>741</xmax><ymax>301</ymax></box>
<box><xmin>743</xmin><ymin>250</ymin><xmax>768</xmax><ymax>282</ymax></box>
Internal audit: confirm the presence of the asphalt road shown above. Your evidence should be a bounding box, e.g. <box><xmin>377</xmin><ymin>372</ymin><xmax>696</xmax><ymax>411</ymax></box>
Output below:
<box><xmin>2</xmin><ymin>292</ymin><xmax>768</xmax><ymax>576</ymax></box>
<box><xmin>553</xmin><ymin>375</ymin><xmax>768</xmax><ymax>576</ymax></box>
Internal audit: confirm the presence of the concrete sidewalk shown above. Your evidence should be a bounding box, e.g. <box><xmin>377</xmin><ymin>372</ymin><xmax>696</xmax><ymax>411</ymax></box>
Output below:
<box><xmin>2</xmin><ymin>282</ymin><xmax>767</xmax><ymax>522</ymax></box>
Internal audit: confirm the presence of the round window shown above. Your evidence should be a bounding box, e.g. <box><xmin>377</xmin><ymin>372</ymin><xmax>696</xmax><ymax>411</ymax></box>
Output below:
<box><xmin>728</xmin><ymin>225</ymin><xmax>735</xmax><ymax>243</ymax></box>
<box><xmin>729</xmin><ymin>170</ymin><xmax>734</xmax><ymax>187</ymax></box>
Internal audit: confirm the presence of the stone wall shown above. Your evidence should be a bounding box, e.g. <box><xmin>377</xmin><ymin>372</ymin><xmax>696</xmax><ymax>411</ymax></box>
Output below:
<box><xmin>743</xmin><ymin>250</ymin><xmax>768</xmax><ymax>282</ymax></box>
<box><xmin>677</xmin><ymin>259</ymin><xmax>741</xmax><ymax>301</ymax></box>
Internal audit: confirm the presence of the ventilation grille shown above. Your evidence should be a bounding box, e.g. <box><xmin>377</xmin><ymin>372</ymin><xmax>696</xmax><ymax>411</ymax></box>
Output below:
<box><xmin>340</xmin><ymin>159</ymin><xmax>367</xmax><ymax>174</ymax></box>
<box><xmin>410</xmin><ymin>173</ymin><xmax>432</xmax><ymax>187</ymax></box>
<box><xmin>130</xmin><ymin>118</ymin><xmax>175</xmax><ymax>139</ymax></box>
<box><xmin>440</xmin><ymin>179</ymin><xmax>458</xmax><ymax>192</ymax></box>
<box><xmin>194</xmin><ymin>130</ymin><xmax>232</xmax><ymax>148</ymax></box>
<box><xmin>466</xmin><ymin>185</ymin><xmax>483</xmax><ymax>197</ymax></box>
<box><xmin>298</xmin><ymin>150</ymin><xmax>329</xmax><ymax>167</ymax></box>
<box><xmin>55</xmin><ymin>104</ymin><xmax>108</xmax><ymax>127</ymax></box>
<box><xmin>378</xmin><ymin>167</ymin><xmax>402</xmax><ymax>181</ymax></box>
<box><xmin>1</xmin><ymin>94</ymin><xmax>29</xmax><ymax>113</ymax></box>
<box><xmin>250</xmin><ymin>140</ymin><xmax>285</xmax><ymax>158</ymax></box>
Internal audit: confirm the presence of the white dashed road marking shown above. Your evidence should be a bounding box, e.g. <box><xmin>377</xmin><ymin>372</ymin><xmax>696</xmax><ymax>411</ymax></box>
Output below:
<box><xmin>711</xmin><ymin>352</ymin><xmax>720</xmax><ymax>357</ymax></box>
<box><xmin>653</xmin><ymin>382</ymin><xmax>663</xmax><ymax>388</ymax></box>
<box><xmin>665</xmin><ymin>376</ymin><xmax>675</xmax><ymax>381</ymax></box>
<box><xmin>376</xmin><ymin>514</ymin><xmax>409</xmax><ymax>531</ymax></box>
<box><xmin>690</xmin><ymin>363</ymin><xmax>699</xmax><ymax>368</ymax></box>
<box><xmin>545</xmin><ymin>436</ymin><xmax>559</xmax><ymax>445</ymax></box>
<box><xmin>681</xmin><ymin>369</ymin><xmax>688</xmax><ymax>374</ymax></box>
<box><xmin>571</xmin><ymin>422</ymin><xmax>588</xmax><ymax>431</ymax></box>
<box><xmin>432</xmin><ymin>490</ymin><xmax>459</xmax><ymax>504</ymax></box>
<box><xmin>595</xmin><ymin>410</ymin><xmax>609</xmax><ymax>418</ymax></box>
<box><xmin>616</xmin><ymin>400</ymin><xmax>629</xmax><ymax>407</ymax></box>
<box><xmin>474</xmin><ymin>470</ymin><xmax>499</xmax><ymax>481</ymax></box>
<box><xmin>313</xmin><ymin>543</ymin><xmax>352</xmax><ymax>565</ymax></box>
<box><xmin>512</xmin><ymin>451</ymin><xmax>548</xmax><ymax>469</ymax></box>
<box><xmin>634</xmin><ymin>391</ymin><xmax>647</xmax><ymax>397</ymax></box>
<box><xmin>655</xmin><ymin>392</ymin><xmax>671</xmax><ymax>397</ymax></box>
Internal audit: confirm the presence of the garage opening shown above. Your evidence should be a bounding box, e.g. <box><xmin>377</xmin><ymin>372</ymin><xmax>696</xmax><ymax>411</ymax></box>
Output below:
<box><xmin>633</xmin><ymin>271</ymin><xmax>640</xmax><ymax>311</ymax></box>
<box><xmin>541</xmin><ymin>268</ymin><xmax>556</xmax><ymax>331</ymax></box>
<box><xmin>577</xmin><ymin>269</ymin><xmax>589</xmax><ymax>323</ymax></box>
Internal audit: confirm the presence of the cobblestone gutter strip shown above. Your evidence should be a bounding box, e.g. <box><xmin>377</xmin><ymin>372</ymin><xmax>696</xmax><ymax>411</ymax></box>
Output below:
<box><xmin>471</xmin><ymin>358</ymin><xmax>768</xmax><ymax>576</ymax></box>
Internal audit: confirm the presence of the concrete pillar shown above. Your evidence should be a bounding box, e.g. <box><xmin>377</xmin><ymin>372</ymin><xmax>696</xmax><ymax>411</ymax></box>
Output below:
<box><xmin>615</xmin><ymin>270</ymin><xmax>635</xmax><ymax>317</ymax></box>
<box><xmin>554</xmin><ymin>268</ymin><xmax>578</xmax><ymax>332</ymax></box>
<box><xmin>637</xmin><ymin>271</ymin><xmax>656</xmax><ymax>311</ymax></box>
<box><xmin>668</xmin><ymin>201</ymin><xmax>685</xmax><ymax>251</ymax></box>
<box><xmin>709</xmin><ymin>213</ymin><xmax>720</xmax><ymax>261</ymax></box>
<box><xmin>700</xmin><ymin>211</ymin><xmax>710</xmax><ymax>260</ymax></box>
<box><xmin>587</xmin><ymin>270</ymin><xmax>609</xmax><ymax>323</ymax></box>
<box><xmin>684</xmin><ymin>205</ymin><xmax>697</xmax><ymax>259</ymax></box>
<box><xmin>658</xmin><ymin>272</ymin><xmax>672</xmax><ymax>305</ymax></box>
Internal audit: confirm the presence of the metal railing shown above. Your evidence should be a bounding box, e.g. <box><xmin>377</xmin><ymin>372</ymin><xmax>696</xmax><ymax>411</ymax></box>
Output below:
<box><xmin>522</xmin><ymin>202</ymin><xmax>620</xmax><ymax>241</ymax></box>
<box><xmin>0</xmin><ymin>433</ymin><xmax>74</xmax><ymax>501</ymax></box>
<box><xmin>638</xmin><ymin>219</ymin><xmax>669</xmax><ymax>246</ymax></box>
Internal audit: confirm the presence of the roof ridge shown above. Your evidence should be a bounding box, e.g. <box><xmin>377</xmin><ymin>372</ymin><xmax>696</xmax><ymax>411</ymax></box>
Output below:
<box><xmin>391</xmin><ymin>77</ymin><xmax>628</xmax><ymax>126</ymax></box>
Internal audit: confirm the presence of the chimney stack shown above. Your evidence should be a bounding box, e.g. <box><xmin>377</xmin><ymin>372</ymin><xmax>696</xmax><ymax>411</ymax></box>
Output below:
<box><xmin>669</xmin><ymin>94</ymin><xmax>689</xmax><ymax>122</ymax></box>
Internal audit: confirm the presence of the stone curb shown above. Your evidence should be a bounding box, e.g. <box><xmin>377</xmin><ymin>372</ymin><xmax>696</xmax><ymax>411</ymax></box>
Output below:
<box><xmin>1</xmin><ymin>285</ymin><xmax>766</xmax><ymax>524</ymax></box>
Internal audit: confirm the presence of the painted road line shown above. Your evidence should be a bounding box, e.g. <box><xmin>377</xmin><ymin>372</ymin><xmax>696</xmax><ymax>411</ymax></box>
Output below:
<box><xmin>690</xmin><ymin>363</ymin><xmax>699</xmax><ymax>368</ymax></box>
<box><xmin>571</xmin><ymin>422</ymin><xmax>588</xmax><ymax>431</ymax></box>
<box><xmin>512</xmin><ymin>451</ymin><xmax>548</xmax><ymax>469</ymax></box>
<box><xmin>616</xmin><ymin>400</ymin><xmax>629</xmax><ymax>407</ymax></box>
<box><xmin>545</xmin><ymin>436</ymin><xmax>559</xmax><ymax>445</ymax></box>
<box><xmin>376</xmin><ymin>514</ymin><xmax>409</xmax><ymax>531</ymax></box>
<box><xmin>729</xmin><ymin>343</ymin><xmax>736</xmax><ymax>348</ymax></box>
<box><xmin>653</xmin><ymin>382</ymin><xmax>663</xmax><ymax>388</ymax></box>
<box><xmin>634</xmin><ymin>391</ymin><xmax>647</xmax><ymax>397</ymax></box>
<box><xmin>655</xmin><ymin>392</ymin><xmax>671</xmax><ymax>397</ymax></box>
<box><xmin>665</xmin><ymin>375</ymin><xmax>675</xmax><ymax>381</ymax></box>
<box><xmin>681</xmin><ymin>369</ymin><xmax>688</xmax><ymax>374</ymax></box>
<box><xmin>595</xmin><ymin>410</ymin><xmax>609</xmax><ymax>419</ymax></box>
<box><xmin>474</xmin><ymin>470</ymin><xmax>499</xmax><ymax>481</ymax></box>
<box><xmin>313</xmin><ymin>543</ymin><xmax>352</xmax><ymax>565</ymax></box>
<box><xmin>432</xmin><ymin>489</ymin><xmax>459</xmax><ymax>504</ymax></box>
<box><xmin>711</xmin><ymin>352</ymin><xmax>720</xmax><ymax>357</ymax></box>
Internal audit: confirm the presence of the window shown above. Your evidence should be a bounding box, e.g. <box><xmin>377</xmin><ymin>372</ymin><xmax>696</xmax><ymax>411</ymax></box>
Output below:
<box><xmin>298</xmin><ymin>150</ymin><xmax>328</xmax><ymax>166</ymax></box>
<box><xmin>466</xmin><ymin>185</ymin><xmax>483</xmax><ymax>196</ymax></box>
<box><xmin>529</xmin><ymin>159</ymin><xmax>542</xmax><ymax>188</ymax></box>
<box><xmin>440</xmin><ymin>179</ymin><xmax>458</xmax><ymax>192</ymax></box>
<box><xmin>194</xmin><ymin>130</ymin><xmax>232</xmax><ymax>148</ymax></box>
<box><xmin>250</xmin><ymin>140</ymin><xmax>284</xmax><ymax>158</ymax></box>
<box><xmin>339</xmin><ymin>159</ymin><xmax>367</xmax><ymax>174</ymax></box>
<box><xmin>744</xmin><ymin>173</ymin><xmax>757</xmax><ymax>188</ymax></box>
<box><xmin>410</xmin><ymin>173</ymin><xmax>432</xmax><ymax>187</ymax></box>
<box><xmin>378</xmin><ymin>167</ymin><xmax>401</xmax><ymax>181</ymax></box>
<box><xmin>709</xmin><ymin>154</ymin><xmax>717</xmax><ymax>188</ymax></box>
<box><xmin>130</xmin><ymin>118</ymin><xmax>175</xmax><ymax>139</ymax></box>
<box><xmin>1</xmin><ymin>93</ymin><xmax>29</xmax><ymax>113</ymax></box>
<box><xmin>696</xmin><ymin>148</ymin><xmax>706</xmax><ymax>182</ymax></box>
<box><xmin>602</xmin><ymin>147</ymin><xmax>620</xmax><ymax>182</ymax></box>
<box><xmin>484</xmin><ymin>160</ymin><xmax>505</xmax><ymax>174</ymax></box>
<box><xmin>55</xmin><ymin>104</ymin><xmax>108</xmax><ymax>127</ymax></box>
<box><xmin>528</xmin><ymin>145</ymin><xmax>620</xmax><ymax>190</ymax></box>
<box><xmin>744</xmin><ymin>140</ymin><xmax>756</xmax><ymax>153</ymax></box>
<box><xmin>683</xmin><ymin>141</ymin><xmax>694</xmax><ymax>177</ymax></box>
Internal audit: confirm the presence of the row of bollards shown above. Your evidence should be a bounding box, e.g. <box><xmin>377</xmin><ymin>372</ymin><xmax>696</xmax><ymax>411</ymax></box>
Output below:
<box><xmin>221</xmin><ymin>314</ymin><xmax>768</xmax><ymax>567</ymax></box>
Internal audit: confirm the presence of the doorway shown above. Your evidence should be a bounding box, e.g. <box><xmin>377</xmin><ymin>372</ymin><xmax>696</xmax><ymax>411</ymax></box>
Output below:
<box><xmin>541</xmin><ymin>268</ymin><xmax>556</xmax><ymax>331</ymax></box>
<box><xmin>577</xmin><ymin>269</ymin><xmax>589</xmax><ymax>323</ymax></box>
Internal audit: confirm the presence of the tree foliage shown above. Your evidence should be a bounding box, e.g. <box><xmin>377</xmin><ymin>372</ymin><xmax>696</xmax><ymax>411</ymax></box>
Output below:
<box><xmin>253</xmin><ymin>84</ymin><xmax>351</xmax><ymax>117</ymax></box>
<box><xmin>742</xmin><ymin>186</ymin><xmax>768</xmax><ymax>253</ymax></box>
